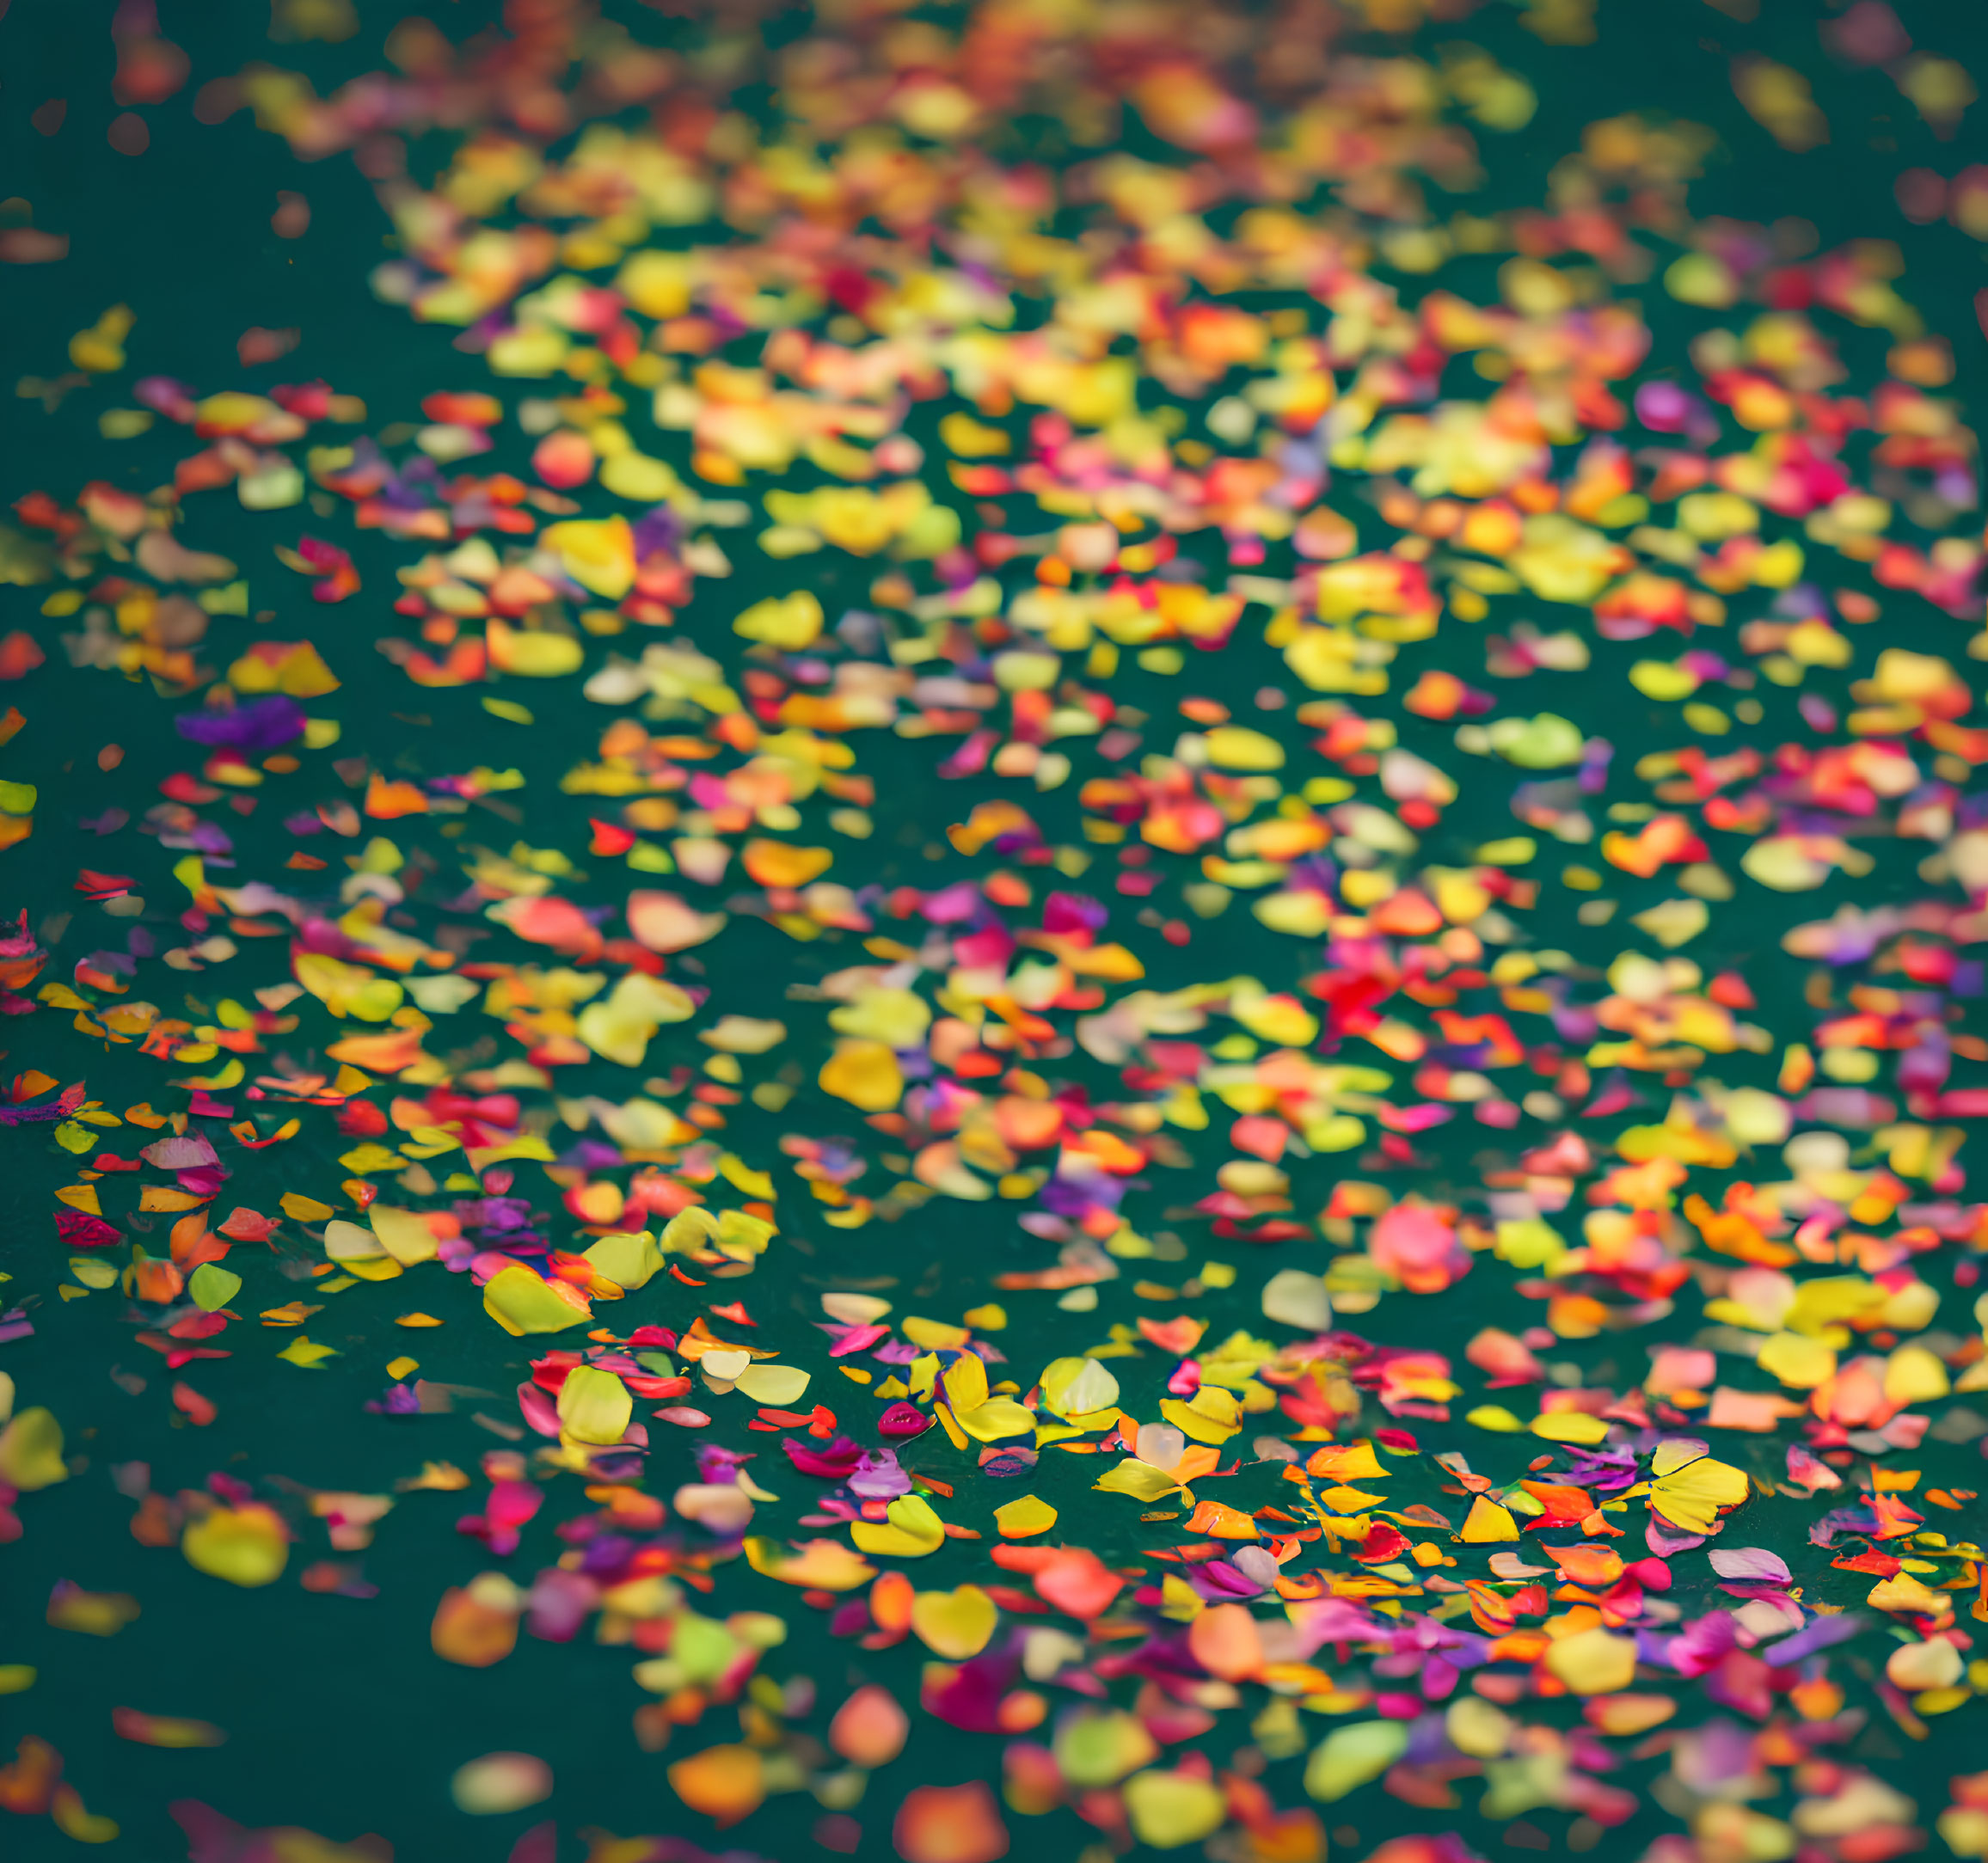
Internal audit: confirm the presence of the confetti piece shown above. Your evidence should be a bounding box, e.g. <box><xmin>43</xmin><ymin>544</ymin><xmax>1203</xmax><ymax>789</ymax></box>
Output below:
<box><xmin>451</xmin><ymin>1752</ymin><xmax>552</xmax><ymax>1816</ymax></box>
<box><xmin>112</xmin><ymin>1707</ymin><xmax>227</xmax><ymax>1749</ymax></box>
<box><xmin>181</xmin><ymin>1506</ymin><xmax>289</xmax><ymax>1589</ymax></box>
<box><xmin>46</xmin><ymin>1584</ymin><xmax>139</xmax><ymax>1637</ymax></box>
<box><xmin>667</xmin><ymin>1744</ymin><xmax>764</xmax><ymax>1828</ymax></box>
<box><xmin>828</xmin><ymin>1684</ymin><xmax>909</xmax><ymax>1768</ymax></box>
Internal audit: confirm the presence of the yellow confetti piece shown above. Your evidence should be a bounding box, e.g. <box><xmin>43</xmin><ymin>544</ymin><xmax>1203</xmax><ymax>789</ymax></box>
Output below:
<box><xmin>275</xmin><ymin>1337</ymin><xmax>341</xmax><ymax>1369</ymax></box>
<box><xmin>1458</xmin><ymin>1496</ymin><xmax>1519</xmax><ymax>1542</ymax></box>
<box><xmin>743</xmin><ymin>1537</ymin><xmax>874</xmax><ymax>1590</ymax></box>
<box><xmin>994</xmin><ymin>1494</ymin><xmax>1057</xmax><ymax>1538</ymax></box>
<box><xmin>1544</xmin><ymin>1627</ymin><xmax>1638</xmax><ymax>1696</ymax></box>
<box><xmin>482</xmin><ymin>1263</ymin><xmax>592</xmax><ymax>1336</ymax></box>
<box><xmin>910</xmin><ymin>1584</ymin><xmax>998</xmax><ymax>1658</ymax></box>
<box><xmin>182</xmin><ymin>1505</ymin><xmax>289</xmax><ymax>1588</ymax></box>
<box><xmin>0</xmin><ymin>1408</ymin><xmax>68</xmax><ymax>1492</ymax></box>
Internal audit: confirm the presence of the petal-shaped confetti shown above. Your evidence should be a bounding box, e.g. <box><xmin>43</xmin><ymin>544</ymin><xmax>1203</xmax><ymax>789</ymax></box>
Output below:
<box><xmin>1122</xmin><ymin>1769</ymin><xmax>1228</xmax><ymax>1850</ymax></box>
<box><xmin>181</xmin><ymin>1506</ymin><xmax>289</xmax><ymax>1589</ymax></box>
<box><xmin>829</xmin><ymin>1684</ymin><xmax>909</xmax><ymax>1768</ymax></box>
<box><xmin>451</xmin><ymin>1752</ymin><xmax>552</xmax><ymax>1816</ymax></box>
<box><xmin>909</xmin><ymin>1585</ymin><xmax>997</xmax><ymax>1659</ymax></box>
<box><xmin>893</xmin><ymin>1781</ymin><xmax>1008</xmax><ymax>1863</ymax></box>
<box><xmin>667</xmin><ymin>1744</ymin><xmax>764</xmax><ymax>1828</ymax></box>
<box><xmin>555</xmin><ymin>1366</ymin><xmax>631</xmax><ymax>1446</ymax></box>
<box><xmin>1304</xmin><ymin>1722</ymin><xmax>1409</xmax><ymax>1802</ymax></box>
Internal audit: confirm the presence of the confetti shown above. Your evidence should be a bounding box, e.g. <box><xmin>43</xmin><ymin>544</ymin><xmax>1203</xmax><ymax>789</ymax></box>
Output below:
<box><xmin>9</xmin><ymin>2</ymin><xmax>1988</xmax><ymax>1859</ymax></box>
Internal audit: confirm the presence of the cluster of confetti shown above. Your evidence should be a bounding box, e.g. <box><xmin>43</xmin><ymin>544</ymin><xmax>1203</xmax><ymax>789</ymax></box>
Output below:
<box><xmin>7</xmin><ymin>2</ymin><xmax>1988</xmax><ymax>1860</ymax></box>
